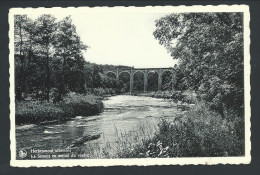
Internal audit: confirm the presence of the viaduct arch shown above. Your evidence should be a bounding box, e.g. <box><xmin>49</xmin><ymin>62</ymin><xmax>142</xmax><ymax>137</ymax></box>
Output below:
<box><xmin>103</xmin><ymin>67</ymin><xmax>176</xmax><ymax>94</ymax></box>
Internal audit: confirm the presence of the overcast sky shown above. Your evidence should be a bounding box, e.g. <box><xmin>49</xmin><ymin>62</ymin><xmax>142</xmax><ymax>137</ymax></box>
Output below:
<box><xmin>28</xmin><ymin>13</ymin><xmax>177</xmax><ymax>68</ymax></box>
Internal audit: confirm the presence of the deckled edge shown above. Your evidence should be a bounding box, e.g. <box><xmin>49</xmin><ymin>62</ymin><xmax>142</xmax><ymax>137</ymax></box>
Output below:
<box><xmin>9</xmin><ymin>5</ymin><xmax>251</xmax><ymax>167</ymax></box>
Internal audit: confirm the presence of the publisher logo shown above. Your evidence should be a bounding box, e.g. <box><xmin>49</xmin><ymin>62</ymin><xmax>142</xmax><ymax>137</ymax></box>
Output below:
<box><xmin>19</xmin><ymin>149</ymin><xmax>27</xmax><ymax>159</ymax></box>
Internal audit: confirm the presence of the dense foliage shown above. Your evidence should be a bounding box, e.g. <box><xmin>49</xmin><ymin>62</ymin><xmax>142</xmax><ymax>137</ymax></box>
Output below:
<box><xmin>14</xmin><ymin>15</ymin><xmax>134</xmax><ymax>102</ymax></box>
<box><xmin>154</xmin><ymin>13</ymin><xmax>244</xmax><ymax>117</ymax></box>
<box><xmin>14</xmin><ymin>15</ymin><xmax>88</xmax><ymax>102</ymax></box>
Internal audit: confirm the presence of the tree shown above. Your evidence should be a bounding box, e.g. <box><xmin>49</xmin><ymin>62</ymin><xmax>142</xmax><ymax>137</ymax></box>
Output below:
<box><xmin>154</xmin><ymin>13</ymin><xmax>243</xmax><ymax>116</ymax></box>
<box><xmin>92</xmin><ymin>65</ymin><xmax>103</xmax><ymax>88</ymax></box>
<box><xmin>83</xmin><ymin>64</ymin><xmax>103</xmax><ymax>89</ymax></box>
<box><xmin>53</xmin><ymin>16</ymin><xmax>87</xmax><ymax>98</ymax></box>
<box><xmin>133</xmin><ymin>72</ymin><xmax>144</xmax><ymax>92</ymax></box>
<box><xmin>148</xmin><ymin>72</ymin><xmax>158</xmax><ymax>91</ymax></box>
<box><xmin>14</xmin><ymin>15</ymin><xmax>91</xmax><ymax>102</ymax></box>
<box><xmin>14</xmin><ymin>15</ymin><xmax>31</xmax><ymax>100</ymax></box>
<box><xmin>34</xmin><ymin>15</ymin><xmax>57</xmax><ymax>101</ymax></box>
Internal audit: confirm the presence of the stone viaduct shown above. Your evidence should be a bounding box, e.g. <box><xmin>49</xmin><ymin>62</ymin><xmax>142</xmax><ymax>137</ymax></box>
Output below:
<box><xmin>103</xmin><ymin>67</ymin><xmax>176</xmax><ymax>94</ymax></box>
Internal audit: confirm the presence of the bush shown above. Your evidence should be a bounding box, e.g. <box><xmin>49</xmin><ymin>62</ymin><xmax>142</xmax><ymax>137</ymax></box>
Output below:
<box><xmin>85</xmin><ymin>88</ymin><xmax>116</xmax><ymax>96</ymax></box>
<box><xmin>61</xmin><ymin>92</ymin><xmax>104</xmax><ymax>116</ymax></box>
<box><xmin>16</xmin><ymin>93</ymin><xmax>104</xmax><ymax>125</ymax></box>
<box><xmin>181</xmin><ymin>90</ymin><xmax>197</xmax><ymax>103</ymax></box>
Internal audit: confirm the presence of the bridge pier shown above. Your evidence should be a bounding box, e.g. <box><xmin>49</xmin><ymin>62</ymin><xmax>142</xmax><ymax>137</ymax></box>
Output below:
<box><xmin>144</xmin><ymin>71</ymin><xmax>148</xmax><ymax>92</ymax></box>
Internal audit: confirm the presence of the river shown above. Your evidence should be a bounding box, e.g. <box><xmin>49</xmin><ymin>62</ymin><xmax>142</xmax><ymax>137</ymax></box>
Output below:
<box><xmin>16</xmin><ymin>95</ymin><xmax>181</xmax><ymax>158</ymax></box>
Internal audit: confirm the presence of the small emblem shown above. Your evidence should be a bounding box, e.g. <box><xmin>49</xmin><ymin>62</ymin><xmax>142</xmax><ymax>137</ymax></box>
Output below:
<box><xmin>19</xmin><ymin>149</ymin><xmax>27</xmax><ymax>159</ymax></box>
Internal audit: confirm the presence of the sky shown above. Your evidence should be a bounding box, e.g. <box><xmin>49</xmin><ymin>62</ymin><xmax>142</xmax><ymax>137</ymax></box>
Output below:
<box><xmin>28</xmin><ymin>12</ymin><xmax>177</xmax><ymax>68</ymax></box>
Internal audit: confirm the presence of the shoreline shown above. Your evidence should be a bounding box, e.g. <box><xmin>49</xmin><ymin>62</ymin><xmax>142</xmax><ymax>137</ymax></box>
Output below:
<box><xmin>15</xmin><ymin>91</ymin><xmax>194</xmax><ymax>126</ymax></box>
<box><xmin>15</xmin><ymin>94</ymin><xmax>104</xmax><ymax>125</ymax></box>
<box><xmin>131</xmin><ymin>90</ymin><xmax>197</xmax><ymax>104</ymax></box>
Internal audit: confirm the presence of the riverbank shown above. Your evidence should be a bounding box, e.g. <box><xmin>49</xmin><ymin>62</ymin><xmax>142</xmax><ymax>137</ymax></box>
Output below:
<box><xmin>106</xmin><ymin>102</ymin><xmax>244</xmax><ymax>158</ymax></box>
<box><xmin>15</xmin><ymin>93</ymin><xmax>104</xmax><ymax>125</ymax></box>
<box><xmin>133</xmin><ymin>90</ymin><xmax>197</xmax><ymax>104</ymax></box>
<box><xmin>15</xmin><ymin>94</ymin><xmax>244</xmax><ymax>158</ymax></box>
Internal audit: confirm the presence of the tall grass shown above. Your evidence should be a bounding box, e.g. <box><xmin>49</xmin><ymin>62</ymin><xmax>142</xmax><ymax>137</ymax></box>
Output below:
<box><xmin>73</xmin><ymin>121</ymin><xmax>158</xmax><ymax>159</ymax></box>
<box><xmin>115</xmin><ymin>102</ymin><xmax>244</xmax><ymax>158</ymax></box>
<box><xmin>79</xmin><ymin>102</ymin><xmax>244</xmax><ymax>158</ymax></box>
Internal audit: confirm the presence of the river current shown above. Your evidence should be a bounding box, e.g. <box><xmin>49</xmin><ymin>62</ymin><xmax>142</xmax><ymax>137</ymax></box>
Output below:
<box><xmin>16</xmin><ymin>95</ymin><xmax>181</xmax><ymax>156</ymax></box>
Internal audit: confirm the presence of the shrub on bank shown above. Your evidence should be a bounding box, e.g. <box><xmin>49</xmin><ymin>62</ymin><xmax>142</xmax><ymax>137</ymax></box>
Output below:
<box><xmin>117</xmin><ymin>102</ymin><xmax>244</xmax><ymax>158</ymax></box>
<box><xmin>16</xmin><ymin>93</ymin><xmax>104</xmax><ymax>125</ymax></box>
<box><xmin>85</xmin><ymin>88</ymin><xmax>117</xmax><ymax>96</ymax></box>
<box><xmin>61</xmin><ymin>92</ymin><xmax>104</xmax><ymax>116</ymax></box>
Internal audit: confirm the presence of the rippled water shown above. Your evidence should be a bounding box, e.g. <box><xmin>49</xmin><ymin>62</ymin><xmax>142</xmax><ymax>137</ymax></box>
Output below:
<box><xmin>16</xmin><ymin>95</ymin><xmax>180</xmax><ymax>156</ymax></box>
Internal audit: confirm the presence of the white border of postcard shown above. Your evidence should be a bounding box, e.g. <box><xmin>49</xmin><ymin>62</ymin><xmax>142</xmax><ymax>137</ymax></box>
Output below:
<box><xmin>9</xmin><ymin>5</ymin><xmax>251</xmax><ymax>167</ymax></box>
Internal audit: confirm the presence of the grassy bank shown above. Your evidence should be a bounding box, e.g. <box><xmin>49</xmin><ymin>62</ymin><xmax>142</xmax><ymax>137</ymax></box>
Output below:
<box><xmin>114</xmin><ymin>102</ymin><xmax>244</xmax><ymax>158</ymax></box>
<box><xmin>74</xmin><ymin>90</ymin><xmax>244</xmax><ymax>158</ymax></box>
<box><xmin>70</xmin><ymin>102</ymin><xmax>244</xmax><ymax>159</ymax></box>
<box><xmin>16</xmin><ymin>93</ymin><xmax>104</xmax><ymax>125</ymax></box>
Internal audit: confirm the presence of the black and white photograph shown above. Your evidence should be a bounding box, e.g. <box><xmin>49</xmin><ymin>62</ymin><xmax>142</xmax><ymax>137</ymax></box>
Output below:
<box><xmin>9</xmin><ymin>5</ymin><xmax>251</xmax><ymax>167</ymax></box>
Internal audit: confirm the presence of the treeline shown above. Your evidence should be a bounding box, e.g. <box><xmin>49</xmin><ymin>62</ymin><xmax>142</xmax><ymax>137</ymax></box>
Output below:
<box><xmin>15</xmin><ymin>15</ymin><xmax>86</xmax><ymax>102</ymax></box>
<box><xmin>14</xmin><ymin>15</ymin><xmax>128</xmax><ymax>102</ymax></box>
<box><xmin>154</xmin><ymin>13</ymin><xmax>244</xmax><ymax>117</ymax></box>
